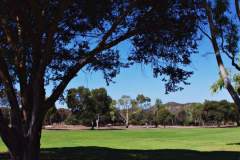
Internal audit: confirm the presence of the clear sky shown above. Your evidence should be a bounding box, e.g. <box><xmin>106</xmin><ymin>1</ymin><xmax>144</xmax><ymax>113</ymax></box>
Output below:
<box><xmin>55</xmin><ymin>36</ymin><xmax>234</xmax><ymax>107</ymax></box>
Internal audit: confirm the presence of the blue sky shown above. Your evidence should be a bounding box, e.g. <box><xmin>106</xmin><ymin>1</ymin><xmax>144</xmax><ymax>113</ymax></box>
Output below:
<box><xmin>56</xmin><ymin>37</ymin><xmax>233</xmax><ymax>106</ymax></box>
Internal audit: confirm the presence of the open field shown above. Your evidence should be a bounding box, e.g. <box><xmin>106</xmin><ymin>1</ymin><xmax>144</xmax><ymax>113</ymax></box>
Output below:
<box><xmin>1</xmin><ymin>128</ymin><xmax>240</xmax><ymax>160</ymax></box>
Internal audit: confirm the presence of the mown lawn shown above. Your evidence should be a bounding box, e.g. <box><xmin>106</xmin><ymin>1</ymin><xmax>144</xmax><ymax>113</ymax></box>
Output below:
<box><xmin>1</xmin><ymin>127</ymin><xmax>240</xmax><ymax>160</ymax></box>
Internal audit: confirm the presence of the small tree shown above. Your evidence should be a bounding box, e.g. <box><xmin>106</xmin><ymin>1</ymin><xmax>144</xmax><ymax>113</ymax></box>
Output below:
<box><xmin>91</xmin><ymin>88</ymin><xmax>112</xmax><ymax>128</ymax></box>
<box><xmin>66</xmin><ymin>86</ymin><xmax>112</xmax><ymax>129</ymax></box>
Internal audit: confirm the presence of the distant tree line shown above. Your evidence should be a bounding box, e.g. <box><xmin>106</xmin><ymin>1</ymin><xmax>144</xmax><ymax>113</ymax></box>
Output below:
<box><xmin>2</xmin><ymin>86</ymin><xmax>237</xmax><ymax>128</ymax></box>
<box><xmin>46</xmin><ymin>91</ymin><xmax>240</xmax><ymax>128</ymax></box>
<box><xmin>52</xmin><ymin>86</ymin><xmax>240</xmax><ymax>128</ymax></box>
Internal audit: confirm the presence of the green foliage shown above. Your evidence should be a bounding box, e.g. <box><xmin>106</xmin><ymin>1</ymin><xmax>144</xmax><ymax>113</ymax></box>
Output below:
<box><xmin>66</xmin><ymin>87</ymin><xmax>92</xmax><ymax>113</ymax></box>
<box><xmin>210</xmin><ymin>77</ymin><xmax>225</xmax><ymax>93</ymax></box>
<box><xmin>136</xmin><ymin>94</ymin><xmax>151</xmax><ymax>109</ymax></box>
<box><xmin>66</xmin><ymin>86</ymin><xmax>113</xmax><ymax>126</ymax></box>
<box><xmin>44</xmin><ymin>106</ymin><xmax>58</xmax><ymax>125</ymax></box>
<box><xmin>44</xmin><ymin>107</ymin><xmax>72</xmax><ymax>125</ymax></box>
<box><xmin>191</xmin><ymin>103</ymin><xmax>204</xmax><ymax>125</ymax></box>
<box><xmin>64</xmin><ymin>115</ymin><xmax>81</xmax><ymax>125</ymax></box>
<box><xmin>202</xmin><ymin>100</ymin><xmax>238</xmax><ymax>126</ymax></box>
<box><xmin>156</xmin><ymin>107</ymin><xmax>173</xmax><ymax>126</ymax></box>
<box><xmin>205</xmin><ymin>0</ymin><xmax>240</xmax><ymax>72</ymax></box>
<box><xmin>176</xmin><ymin>110</ymin><xmax>191</xmax><ymax>125</ymax></box>
<box><xmin>154</xmin><ymin>99</ymin><xmax>163</xmax><ymax>109</ymax></box>
<box><xmin>211</xmin><ymin>72</ymin><xmax>240</xmax><ymax>94</ymax></box>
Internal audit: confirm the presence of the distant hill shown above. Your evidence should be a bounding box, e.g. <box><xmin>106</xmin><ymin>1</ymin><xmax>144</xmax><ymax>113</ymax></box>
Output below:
<box><xmin>164</xmin><ymin>102</ymin><xmax>185</xmax><ymax>107</ymax></box>
<box><xmin>164</xmin><ymin>102</ymin><xmax>200</xmax><ymax>107</ymax></box>
<box><xmin>164</xmin><ymin>102</ymin><xmax>201</xmax><ymax>113</ymax></box>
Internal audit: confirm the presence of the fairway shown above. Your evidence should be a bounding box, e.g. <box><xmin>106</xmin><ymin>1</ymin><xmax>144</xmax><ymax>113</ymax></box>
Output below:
<box><xmin>1</xmin><ymin>127</ymin><xmax>240</xmax><ymax>160</ymax></box>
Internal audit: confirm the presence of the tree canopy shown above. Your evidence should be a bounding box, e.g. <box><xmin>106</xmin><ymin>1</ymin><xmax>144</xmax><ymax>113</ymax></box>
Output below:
<box><xmin>66</xmin><ymin>87</ymin><xmax>112</xmax><ymax>128</ymax></box>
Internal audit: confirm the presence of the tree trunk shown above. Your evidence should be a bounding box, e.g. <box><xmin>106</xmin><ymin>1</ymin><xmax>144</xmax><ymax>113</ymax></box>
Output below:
<box><xmin>96</xmin><ymin>114</ymin><xmax>100</xmax><ymax>129</ymax></box>
<box><xmin>4</xmin><ymin>103</ymin><xmax>45</xmax><ymax>160</ymax></box>
<box><xmin>8</xmin><ymin>129</ymin><xmax>42</xmax><ymax>160</ymax></box>
<box><xmin>126</xmin><ymin>108</ymin><xmax>129</xmax><ymax>128</ymax></box>
<box><xmin>204</xmin><ymin>1</ymin><xmax>240</xmax><ymax>112</ymax></box>
<box><xmin>91</xmin><ymin>120</ymin><xmax>95</xmax><ymax>130</ymax></box>
<box><xmin>237</xmin><ymin>120</ymin><xmax>240</xmax><ymax>126</ymax></box>
<box><xmin>236</xmin><ymin>113</ymin><xmax>240</xmax><ymax>126</ymax></box>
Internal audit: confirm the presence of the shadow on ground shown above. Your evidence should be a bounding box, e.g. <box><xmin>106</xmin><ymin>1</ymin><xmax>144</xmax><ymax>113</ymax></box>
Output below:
<box><xmin>227</xmin><ymin>143</ymin><xmax>240</xmax><ymax>145</ymax></box>
<box><xmin>1</xmin><ymin>146</ymin><xmax>240</xmax><ymax>160</ymax></box>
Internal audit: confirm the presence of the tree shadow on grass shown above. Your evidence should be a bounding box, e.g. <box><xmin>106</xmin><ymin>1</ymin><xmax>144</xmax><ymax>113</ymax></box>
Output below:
<box><xmin>227</xmin><ymin>143</ymin><xmax>240</xmax><ymax>145</ymax></box>
<box><xmin>1</xmin><ymin>146</ymin><xmax>240</xmax><ymax>160</ymax></box>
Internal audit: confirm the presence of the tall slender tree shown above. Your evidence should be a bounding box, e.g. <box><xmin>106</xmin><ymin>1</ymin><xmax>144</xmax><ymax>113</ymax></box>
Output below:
<box><xmin>118</xmin><ymin>95</ymin><xmax>131</xmax><ymax>128</ymax></box>
<box><xmin>198</xmin><ymin>0</ymin><xmax>240</xmax><ymax>111</ymax></box>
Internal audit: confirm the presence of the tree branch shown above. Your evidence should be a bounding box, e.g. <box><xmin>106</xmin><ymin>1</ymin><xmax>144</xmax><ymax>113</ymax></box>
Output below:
<box><xmin>0</xmin><ymin>17</ymin><xmax>17</xmax><ymax>48</ymax></box>
<box><xmin>197</xmin><ymin>25</ymin><xmax>212</xmax><ymax>41</ymax></box>
<box><xmin>204</xmin><ymin>0</ymin><xmax>240</xmax><ymax>110</ymax></box>
<box><xmin>45</xmin><ymin>3</ymin><xmax>136</xmax><ymax>108</ymax></box>
<box><xmin>95</xmin><ymin>3</ymin><xmax>134</xmax><ymax>50</ymax></box>
<box><xmin>235</xmin><ymin>0</ymin><xmax>240</xmax><ymax>21</ymax></box>
<box><xmin>45</xmin><ymin>58</ymin><xmax>89</xmax><ymax>108</ymax></box>
<box><xmin>219</xmin><ymin>28</ymin><xmax>240</xmax><ymax>71</ymax></box>
<box><xmin>45</xmin><ymin>29</ymin><xmax>137</xmax><ymax>108</ymax></box>
<box><xmin>0</xmin><ymin>6</ymin><xmax>28</xmax><ymax>112</ymax></box>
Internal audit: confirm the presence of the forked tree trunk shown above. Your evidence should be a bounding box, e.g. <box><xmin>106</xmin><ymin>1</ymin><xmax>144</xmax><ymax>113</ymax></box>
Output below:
<box><xmin>3</xmin><ymin>102</ymin><xmax>46</xmax><ymax>160</ymax></box>
<box><xmin>204</xmin><ymin>1</ymin><xmax>240</xmax><ymax>112</ymax></box>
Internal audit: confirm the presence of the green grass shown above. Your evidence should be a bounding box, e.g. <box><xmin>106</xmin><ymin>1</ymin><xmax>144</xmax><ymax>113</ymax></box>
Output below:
<box><xmin>1</xmin><ymin>127</ymin><xmax>240</xmax><ymax>159</ymax></box>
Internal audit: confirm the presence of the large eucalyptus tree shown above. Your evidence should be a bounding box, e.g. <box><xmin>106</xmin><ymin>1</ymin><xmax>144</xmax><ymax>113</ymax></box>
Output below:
<box><xmin>0</xmin><ymin>1</ymin><xmax>200</xmax><ymax>160</ymax></box>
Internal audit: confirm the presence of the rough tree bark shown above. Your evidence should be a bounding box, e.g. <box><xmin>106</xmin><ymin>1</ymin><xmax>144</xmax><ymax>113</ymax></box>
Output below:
<box><xmin>1</xmin><ymin>109</ymin><xmax>46</xmax><ymax>160</ymax></box>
